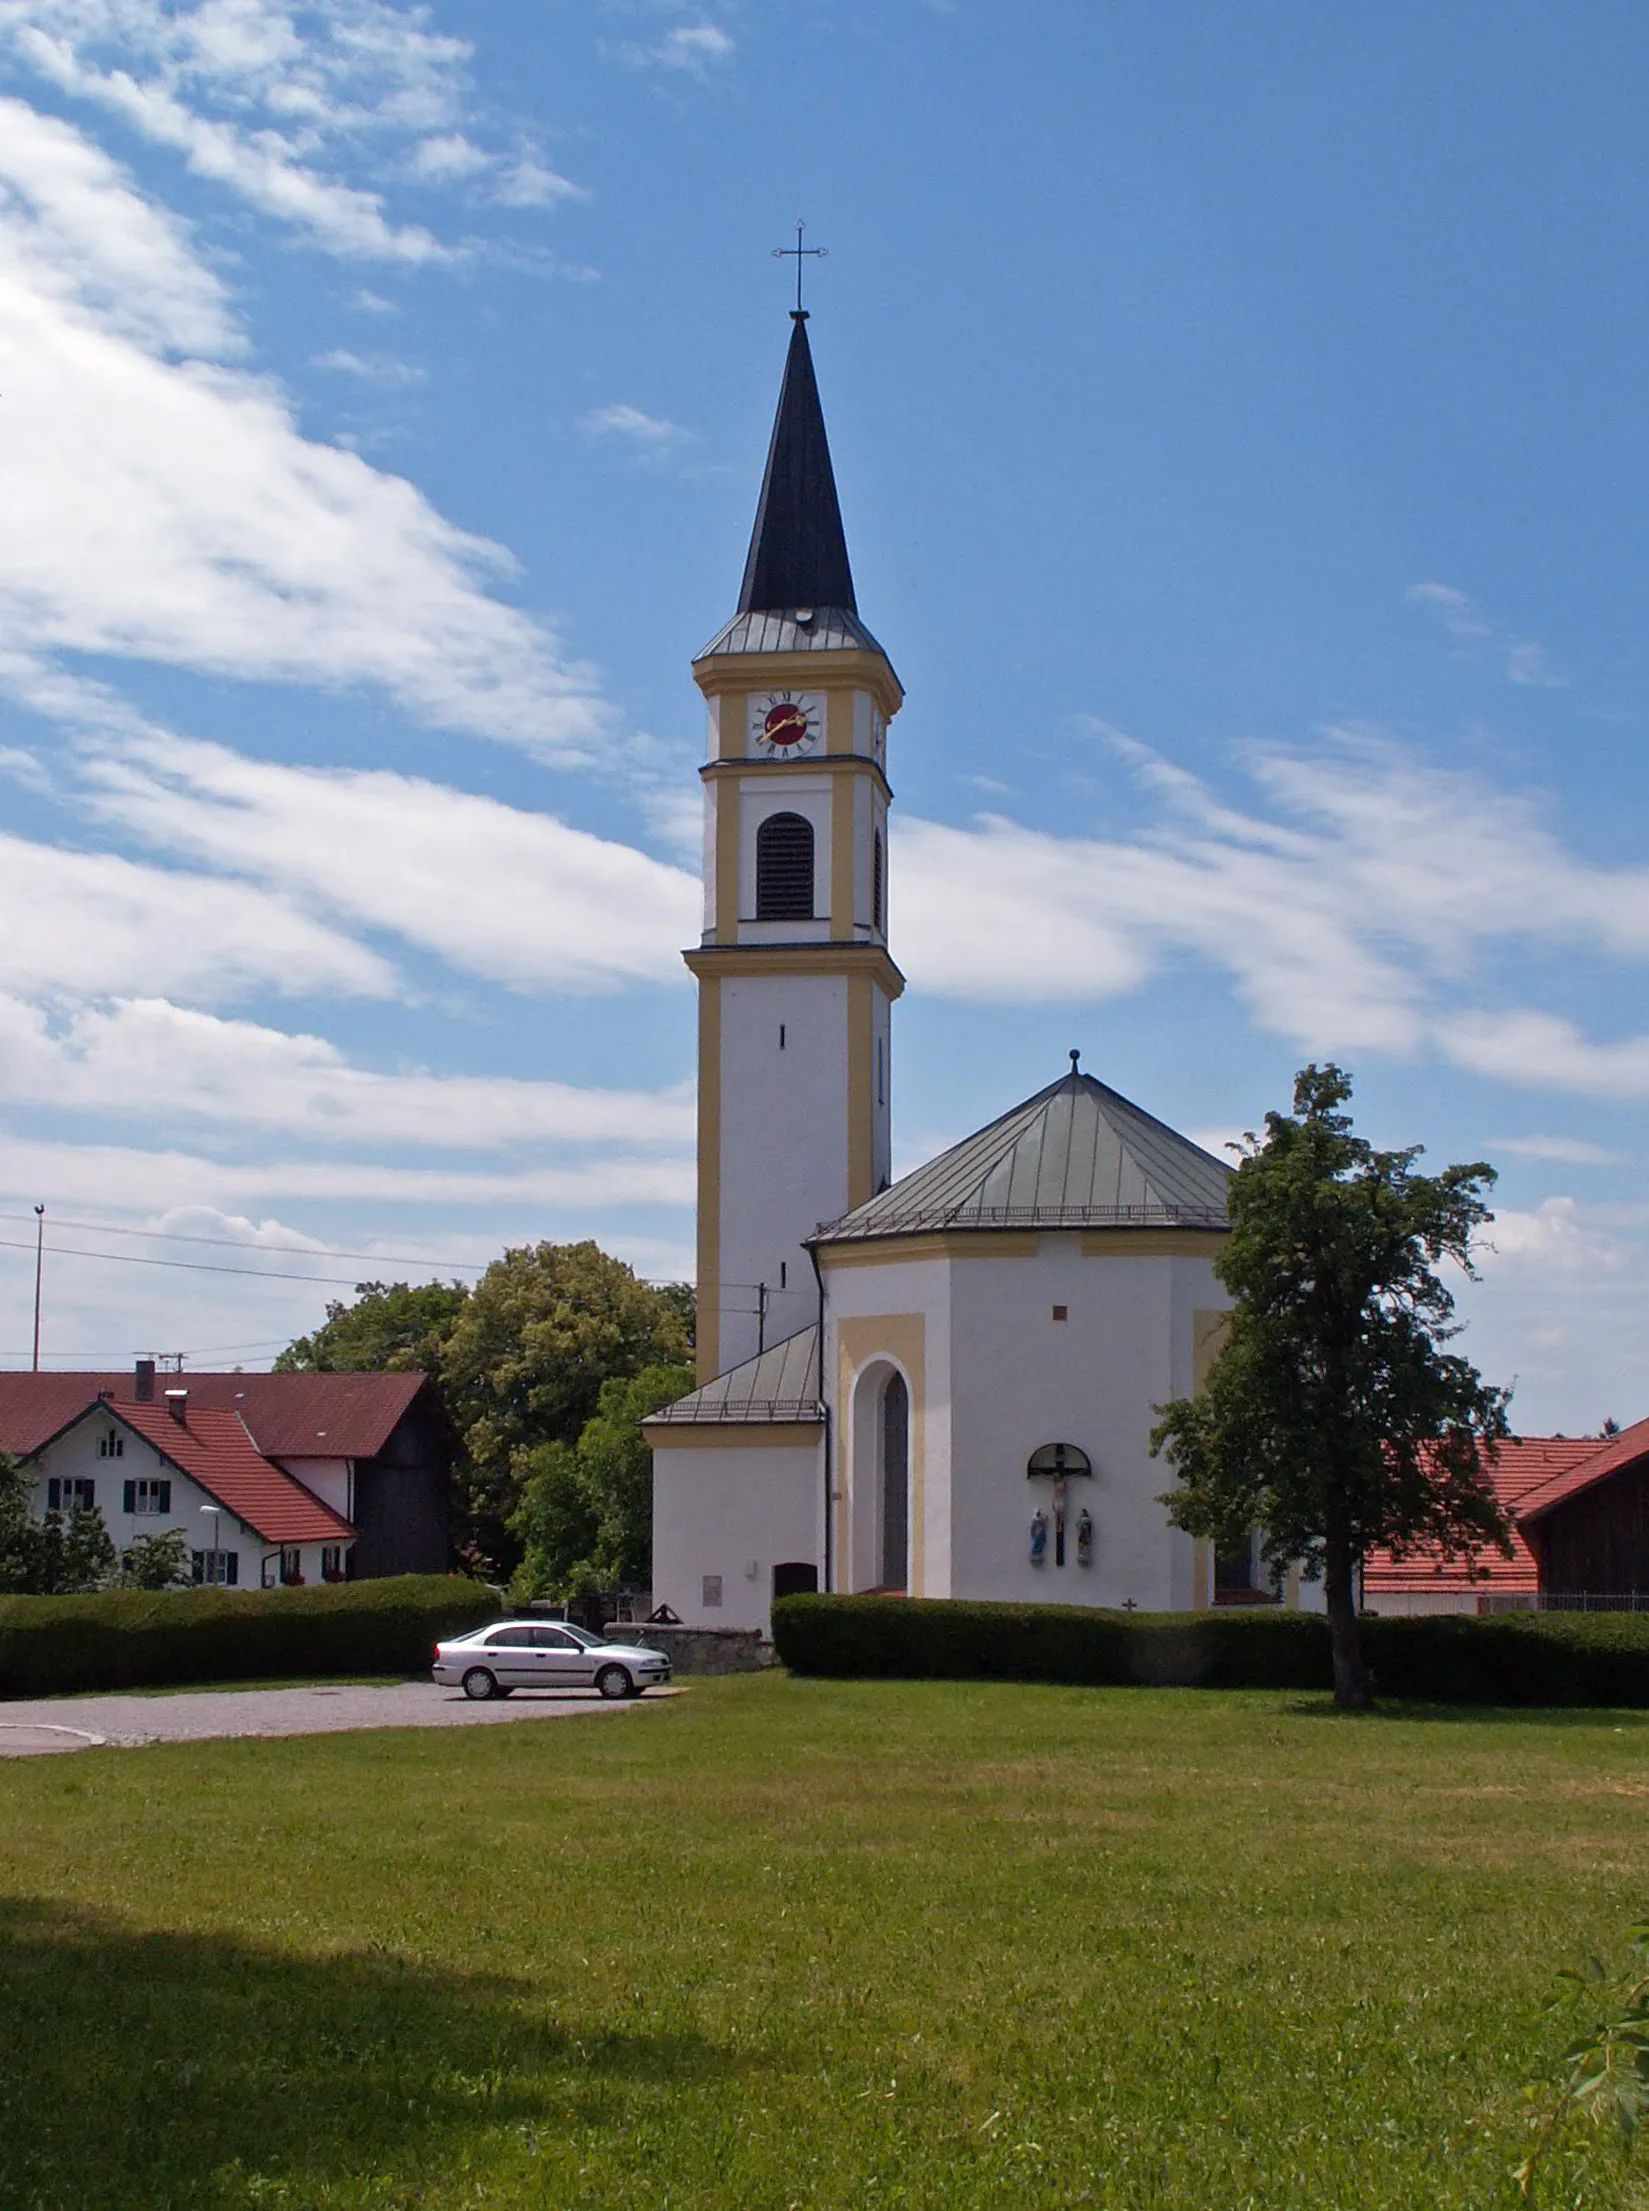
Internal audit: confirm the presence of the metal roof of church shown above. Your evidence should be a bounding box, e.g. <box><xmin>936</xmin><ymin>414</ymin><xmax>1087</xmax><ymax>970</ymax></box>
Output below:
<box><xmin>812</xmin><ymin>1064</ymin><xmax>1233</xmax><ymax>1244</ymax></box>
<box><xmin>644</xmin><ymin>1326</ymin><xmax>823</xmax><ymax>1427</ymax></box>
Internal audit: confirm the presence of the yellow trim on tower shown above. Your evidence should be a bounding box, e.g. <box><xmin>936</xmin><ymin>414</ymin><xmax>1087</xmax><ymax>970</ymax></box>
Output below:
<box><xmin>700</xmin><ymin>753</ymin><xmax>893</xmax><ymax>805</ymax></box>
<box><xmin>830</xmin><ymin>774</ymin><xmax>856</xmax><ymax>935</ymax></box>
<box><xmin>713</xmin><ymin>780</ymin><xmax>738</xmax><ymax>943</ymax></box>
<box><xmin>692</xmin><ymin>649</ymin><xmax>903</xmax><ymax>720</ymax></box>
<box><xmin>695</xmin><ymin>976</ymin><xmax>722</xmax><ymax>1385</ymax></box>
<box><xmin>825</xmin><ymin>688</ymin><xmax>854</xmax><ymax>757</ymax></box>
<box><xmin>684</xmin><ymin>942</ymin><xmax>905</xmax><ymax>998</ymax></box>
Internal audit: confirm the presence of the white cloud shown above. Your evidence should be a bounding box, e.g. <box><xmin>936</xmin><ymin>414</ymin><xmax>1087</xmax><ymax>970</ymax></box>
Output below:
<box><xmin>1491</xmin><ymin>1134</ymin><xmax>1625</xmax><ymax>1168</ymax></box>
<box><xmin>0</xmin><ymin>995</ymin><xmax>697</xmax><ymax>1151</ymax></box>
<box><xmin>0</xmin><ymin>1131</ymin><xmax>695</xmax><ymax>1214</ymax></box>
<box><xmin>410</xmin><ymin>131</ymin><xmax>490</xmax><ymax>180</ymax></box>
<box><xmin>310</xmin><ymin>345</ymin><xmax>424</xmax><ymax>385</ymax></box>
<box><xmin>0</xmin><ymin>828</ymin><xmax>393</xmax><ymax>1001</ymax></box>
<box><xmin>1</xmin><ymin>2</ymin><xmax>587</xmax><ymax>256</ymax></box>
<box><xmin>581</xmin><ymin>401</ymin><xmax>694</xmax><ymax>454</ymax></box>
<box><xmin>1408</xmin><ymin>581</ymin><xmax>1567</xmax><ymax>690</ymax></box>
<box><xmin>0</xmin><ymin>106</ymin><xmax>611</xmax><ymax>758</ymax></box>
<box><xmin>614</xmin><ymin>22</ymin><xmax>734</xmax><ymax>72</ymax></box>
<box><xmin>1446</xmin><ymin>1012</ymin><xmax>1649</xmax><ymax>1100</ymax></box>
<box><xmin>74</xmin><ymin>731</ymin><xmax>700</xmax><ymax>994</ymax></box>
<box><xmin>895</xmin><ymin>735</ymin><xmax>1649</xmax><ymax>1090</ymax></box>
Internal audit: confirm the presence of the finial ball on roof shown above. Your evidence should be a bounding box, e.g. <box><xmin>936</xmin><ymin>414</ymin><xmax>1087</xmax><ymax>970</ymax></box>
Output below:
<box><xmin>1069</xmin><ymin>1048</ymin><xmax>1081</xmax><ymax>1073</ymax></box>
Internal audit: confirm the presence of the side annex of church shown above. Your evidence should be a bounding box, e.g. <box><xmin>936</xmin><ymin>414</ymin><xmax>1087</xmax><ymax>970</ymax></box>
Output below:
<box><xmin>644</xmin><ymin>309</ymin><xmax>1326</xmax><ymax>1632</ymax></box>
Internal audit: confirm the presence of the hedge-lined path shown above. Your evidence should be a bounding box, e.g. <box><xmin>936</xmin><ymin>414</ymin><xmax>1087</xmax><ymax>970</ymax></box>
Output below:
<box><xmin>0</xmin><ymin>1680</ymin><xmax>679</xmax><ymax>1755</ymax></box>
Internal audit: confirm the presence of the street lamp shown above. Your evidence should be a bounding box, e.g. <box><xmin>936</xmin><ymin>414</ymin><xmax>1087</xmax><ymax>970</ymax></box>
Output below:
<box><xmin>199</xmin><ymin>1504</ymin><xmax>223</xmax><ymax>1584</ymax></box>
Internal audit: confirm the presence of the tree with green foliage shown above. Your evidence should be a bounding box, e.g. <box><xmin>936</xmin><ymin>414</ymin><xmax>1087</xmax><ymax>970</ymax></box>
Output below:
<box><xmin>116</xmin><ymin>1527</ymin><xmax>194</xmax><ymax>1590</ymax></box>
<box><xmin>509</xmin><ymin>1360</ymin><xmax>694</xmax><ymax>1601</ymax></box>
<box><xmin>274</xmin><ymin>1280</ymin><xmax>471</xmax><ymax>1375</ymax></box>
<box><xmin>1150</xmin><ymin>1064</ymin><xmax>1512</xmax><ymax>1711</ymax></box>
<box><xmin>0</xmin><ymin>1456</ymin><xmax>117</xmax><ymax>1594</ymax></box>
<box><xmin>440</xmin><ymin>1243</ymin><xmax>692</xmax><ymax>1578</ymax></box>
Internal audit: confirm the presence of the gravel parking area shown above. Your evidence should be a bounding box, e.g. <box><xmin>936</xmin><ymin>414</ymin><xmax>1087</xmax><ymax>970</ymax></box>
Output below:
<box><xmin>0</xmin><ymin>1680</ymin><xmax>677</xmax><ymax>1755</ymax></box>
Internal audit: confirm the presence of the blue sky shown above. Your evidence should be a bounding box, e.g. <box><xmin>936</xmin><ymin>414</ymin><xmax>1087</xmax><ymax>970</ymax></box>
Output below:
<box><xmin>0</xmin><ymin>0</ymin><xmax>1645</xmax><ymax>1431</ymax></box>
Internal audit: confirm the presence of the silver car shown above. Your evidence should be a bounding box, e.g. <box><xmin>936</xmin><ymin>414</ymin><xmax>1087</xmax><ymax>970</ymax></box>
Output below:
<box><xmin>433</xmin><ymin>1620</ymin><xmax>673</xmax><ymax>1701</ymax></box>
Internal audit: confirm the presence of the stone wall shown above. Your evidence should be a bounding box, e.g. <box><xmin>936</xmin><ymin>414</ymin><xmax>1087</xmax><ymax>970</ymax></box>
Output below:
<box><xmin>621</xmin><ymin>1623</ymin><xmax>775</xmax><ymax>1675</ymax></box>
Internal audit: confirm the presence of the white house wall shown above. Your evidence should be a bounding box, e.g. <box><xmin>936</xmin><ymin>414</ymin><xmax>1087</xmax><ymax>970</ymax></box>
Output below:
<box><xmin>651</xmin><ymin>1437</ymin><xmax>824</xmax><ymax>1632</ymax></box>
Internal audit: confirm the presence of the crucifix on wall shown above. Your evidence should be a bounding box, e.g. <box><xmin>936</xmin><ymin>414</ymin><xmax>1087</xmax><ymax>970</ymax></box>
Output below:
<box><xmin>1027</xmin><ymin>1440</ymin><xmax>1093</xmax><ymax>1567</ymax></box>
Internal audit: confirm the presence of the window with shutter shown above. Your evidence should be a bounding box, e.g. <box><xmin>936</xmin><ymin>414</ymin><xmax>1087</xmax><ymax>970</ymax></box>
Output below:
<box><xmin>755</xmin><ymin>812</ymin><xmax>814</xmax><ymax>920</ymax></box>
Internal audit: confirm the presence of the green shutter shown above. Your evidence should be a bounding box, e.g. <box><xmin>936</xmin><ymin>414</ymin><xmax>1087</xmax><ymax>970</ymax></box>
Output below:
<box><xmin>158</xmin><ymin>1480</ymin><xmax>171</xmax><ymax>1513</ymax></box>
<box><xmin>123</xmin><ymin>1480</ymin><xmax>135</xmax><ymax>1513</ymax></box>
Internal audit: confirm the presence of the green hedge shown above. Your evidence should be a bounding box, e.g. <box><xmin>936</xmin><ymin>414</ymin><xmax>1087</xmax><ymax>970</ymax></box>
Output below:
<box><xmin>770</xmin><ymin>1594</ymin><xmax>1649</xmax><ymax>1707</ymax></box>
<box><xmin>0</xmin><ymin>1575</ymin><xmax>501</xmax><ymax>1700</ymax></box>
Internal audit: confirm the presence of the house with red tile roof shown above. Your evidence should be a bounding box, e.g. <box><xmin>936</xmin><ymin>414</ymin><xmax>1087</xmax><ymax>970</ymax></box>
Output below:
<box><xmin>25</xmin><ymin>1387</ymin><xmax>355</xmax><ymax>1589</ymax></box>
<box><xmin>3</xmin><ymin>1363</ymin><xmax>453</xmax><ymax>1580</ymax></box>
<box><xmin>1363</xmin><ymin>1417</ymin><xmax>1649</xmax><ymax>1614</ymax></box>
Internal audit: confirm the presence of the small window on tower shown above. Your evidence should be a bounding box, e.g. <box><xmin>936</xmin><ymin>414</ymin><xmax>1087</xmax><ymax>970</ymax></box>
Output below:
<box><xmin>873</xmin><ymin>828</ymin><xmax>885</xmax><ymax>934</ymax></box>
<box><xmin>755</xmin><ymin>813</ymin><xmax>814</xmax><ymax>920</ymax></box>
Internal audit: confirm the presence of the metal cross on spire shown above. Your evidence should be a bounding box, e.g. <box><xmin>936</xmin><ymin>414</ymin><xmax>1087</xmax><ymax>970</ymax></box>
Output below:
<box><xmin>772</xmin><ymin>219</ymin><xmax>827</xmax><ymax>316</ymax></box>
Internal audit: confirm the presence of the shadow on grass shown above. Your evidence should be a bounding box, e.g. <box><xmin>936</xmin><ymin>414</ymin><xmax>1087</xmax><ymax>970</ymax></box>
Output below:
<box><xmin>0</xmin><ymin>1894</ymin><xmax>739</xmax><ymax>2208</ymax></box>
<box><xmin>1282</xmin><ymin>1698</ymin><xmax>1649</xmax><ymax>1727</ymax></box>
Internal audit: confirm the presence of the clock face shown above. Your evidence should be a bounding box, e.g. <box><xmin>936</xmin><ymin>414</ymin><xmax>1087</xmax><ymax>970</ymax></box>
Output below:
<box><xmin>750</xmin><ymin>691</ymin><xmax>822</xmax><ymax>758</ymax></box>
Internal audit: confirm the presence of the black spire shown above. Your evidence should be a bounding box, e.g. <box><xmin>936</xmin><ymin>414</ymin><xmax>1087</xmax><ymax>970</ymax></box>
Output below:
<box><xmin>738</xmin><ymin>313</ymin><xmax>857</xmax><ymax>616</ymax></box>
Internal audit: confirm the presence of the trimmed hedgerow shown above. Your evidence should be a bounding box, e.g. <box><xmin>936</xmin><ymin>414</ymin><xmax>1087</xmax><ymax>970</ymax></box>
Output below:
<box><xmin>770</xmin><ymin>1594</ymin><xmax>1649</xmax><ymax>1707</ymax></box>
<box><xmin>0</xmin><ymin>1574</ymin><xmax>500</xmax><ymax>1699</ymax></box>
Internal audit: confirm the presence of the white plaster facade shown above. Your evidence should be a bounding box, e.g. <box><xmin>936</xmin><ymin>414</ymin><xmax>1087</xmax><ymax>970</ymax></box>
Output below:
<box><xmin>649</xmin><ymin>1434</ymin><xmax>824</xmax><ymax>1632</ymax></box>
<box><xmin>28</xmin><ymin>1407</ymin><xmax>348</xmax><ymax>1588</ymax></box>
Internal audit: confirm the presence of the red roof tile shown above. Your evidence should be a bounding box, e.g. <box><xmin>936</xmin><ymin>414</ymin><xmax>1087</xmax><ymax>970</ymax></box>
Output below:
<box><xmin>0</xmin><ymin>1371</ymin><xmax>428</xmax><ymax>1461</ymax></box>
<box><xmin>39</xmin><ymin>1397</ymin><xmax>353</xmax><ymax>1548</ymax></box>
<box><xmin>1517</xmin><ymin>1413</ymin><xmax>1649</xmax><ymax>1523</ymax></box>
<box><xmin>1362</xmin><ymin>1436</ymin><xmax>1606</xmax><ymax>1594</ymax></box>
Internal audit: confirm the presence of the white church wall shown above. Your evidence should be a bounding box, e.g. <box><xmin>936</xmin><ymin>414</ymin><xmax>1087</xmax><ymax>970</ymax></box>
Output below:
<box><xmin>717</xmin><ymin>972</ymin><xmax>850</xmax><ymax>1368</ymax></box>
<box><xmin>940</xmin><ymin>1238</ymin><xmax>1199</xmax><ymax>1610</ymax></box>
<box><xmin>824</xmin><ymin>1252</ymin><xmax>953</xmax><ymax>1598</ymax></box>
<box><xmin>651</xmin><ymin>1434</ymin><xmax>824</xmax><ymax>1632</ymax></box>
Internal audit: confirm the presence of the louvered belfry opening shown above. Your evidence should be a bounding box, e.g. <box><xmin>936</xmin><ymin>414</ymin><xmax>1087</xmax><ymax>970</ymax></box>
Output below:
<box><xmin>756</xmin><ymin>811</ymin><xmax>815</xmax><ymax>919</ymax></box>
<box><xmin>872</xmin><ymin>828</ymin><xmax>885</xmax><ymax>934</ymax></box>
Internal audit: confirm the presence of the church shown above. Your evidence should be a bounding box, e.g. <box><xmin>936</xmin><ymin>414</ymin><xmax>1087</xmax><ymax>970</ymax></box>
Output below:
<box><xmin>644</xmin><ymin>308</ymin><xmax>1325</xmax><ymax>1634</ymax></box>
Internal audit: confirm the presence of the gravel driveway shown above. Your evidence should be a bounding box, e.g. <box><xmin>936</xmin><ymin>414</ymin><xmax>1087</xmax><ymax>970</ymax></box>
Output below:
<box><xmin>0</xmin><ymin>1680</ymin><xmax>677</xmax><ymax>1756</ymax></box>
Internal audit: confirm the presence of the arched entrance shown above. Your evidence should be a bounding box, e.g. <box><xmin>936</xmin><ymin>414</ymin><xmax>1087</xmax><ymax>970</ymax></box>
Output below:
<box><xmin>772</xmin><ymin>1561</ymin><xmax>818</xmax><ymax>1601</ymax></box>
<box><xmin>880</xmin><ymin>1370</ymin><xmax>909</xmax><ymax>1591</ymax></box>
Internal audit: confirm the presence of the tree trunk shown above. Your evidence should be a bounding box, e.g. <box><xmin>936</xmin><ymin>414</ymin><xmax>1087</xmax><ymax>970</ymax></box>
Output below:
<box><xmin>1324</xmin><ymin>1533</ymin><xmax>1372</xmax><ymax>1710</ymax></box>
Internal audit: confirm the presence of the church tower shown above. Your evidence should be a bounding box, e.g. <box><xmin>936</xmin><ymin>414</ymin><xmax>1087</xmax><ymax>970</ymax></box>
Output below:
<box><xmin>686</xmin><ymin>311</ymin><xmax>904</xmax><ymax>1382</ymax></box>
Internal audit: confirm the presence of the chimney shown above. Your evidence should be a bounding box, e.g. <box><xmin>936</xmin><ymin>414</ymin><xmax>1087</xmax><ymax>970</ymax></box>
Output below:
<box><xmin>163</xmin><ymin>1387</ymin><xmax>189</xmax><ymax>1427</ymax></box>
<box><xmin>133</xmin><ymin>1359</ymin><xmax>156</xmax><ymax>1403</ymax></box>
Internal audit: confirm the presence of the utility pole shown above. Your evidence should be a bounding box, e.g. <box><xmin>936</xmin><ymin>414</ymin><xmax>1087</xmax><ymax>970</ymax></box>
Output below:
<box><xmin>756</xmin><ymin>1281</ymin><xmax>768</xmax><ymax>1356</ymax></box>
<box><xmin>30</xmin><ymin>1205</ymin><xmax>44</xmax><ymax>1371</ymax></box>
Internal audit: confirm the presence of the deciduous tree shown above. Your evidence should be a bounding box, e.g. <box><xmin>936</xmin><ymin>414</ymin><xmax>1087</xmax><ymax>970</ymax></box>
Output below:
<box><xmin>1151</xmin><ymin>1064</ymin><xmax>1512</xmax><ymax>1710</ymax></box>
<box><xmin>509</xmin><ymin>1360</ymin><xmax>694</xmax><ymax>1601</ymax></box>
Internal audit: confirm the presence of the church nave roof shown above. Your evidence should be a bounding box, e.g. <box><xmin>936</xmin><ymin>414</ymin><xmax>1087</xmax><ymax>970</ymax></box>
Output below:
<box><xmin>812</xmin><ymin>1064</ymin><xmax>1232</xmax><ymax>1245</ymax></box>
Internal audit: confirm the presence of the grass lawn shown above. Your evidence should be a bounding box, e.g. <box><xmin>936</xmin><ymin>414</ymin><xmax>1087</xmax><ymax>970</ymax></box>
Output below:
<box><xmin>2</xmin><ymin>1675</ymin><xmax>1646</xmax><ymax>2210</ymax></box>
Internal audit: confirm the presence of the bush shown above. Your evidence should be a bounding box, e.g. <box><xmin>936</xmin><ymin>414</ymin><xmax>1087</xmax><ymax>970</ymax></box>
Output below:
<box><xmin>770</xmin><ymin>1595</ymin><xmax>1649</xmax><ymax>1707</ymax></box>
<box><xmin>0</xmin><ymin>1574</ymin><xmax>500</xmax><ymax>1700</ymax></box>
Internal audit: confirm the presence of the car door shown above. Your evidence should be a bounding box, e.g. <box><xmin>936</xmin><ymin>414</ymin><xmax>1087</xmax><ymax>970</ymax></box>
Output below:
<box><xmin>532</xmin><ymin>1625</ymin><xmax>595</xmax><ymax>1688</ymax></box>
<box><xmin>484</xmin><ymin>1625</ymin><xmax>539</xmax><ymax>1685</ymax></box>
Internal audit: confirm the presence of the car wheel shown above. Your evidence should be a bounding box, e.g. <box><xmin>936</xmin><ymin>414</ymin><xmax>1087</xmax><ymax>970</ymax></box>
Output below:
<box><xmin>595</xmin><ymin>1664</ymin><xmax>634</xmax><ymax>1701</ymax></box>
<box><xmin>461</xmin><ymin>1667</ymin><xmax>499</xmax><ymax>1701</ymax></box>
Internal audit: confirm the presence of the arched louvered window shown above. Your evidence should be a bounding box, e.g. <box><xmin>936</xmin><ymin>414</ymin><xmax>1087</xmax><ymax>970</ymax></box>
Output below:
<box><xmin>756</xmin><ymin>811</ymin><xmax>815</xmax><ymax>920</ymax></box>
<box><xmin>872</xmin><ymin>828</ymin><xmax>885</xmax><ymax>934</ymax></box>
